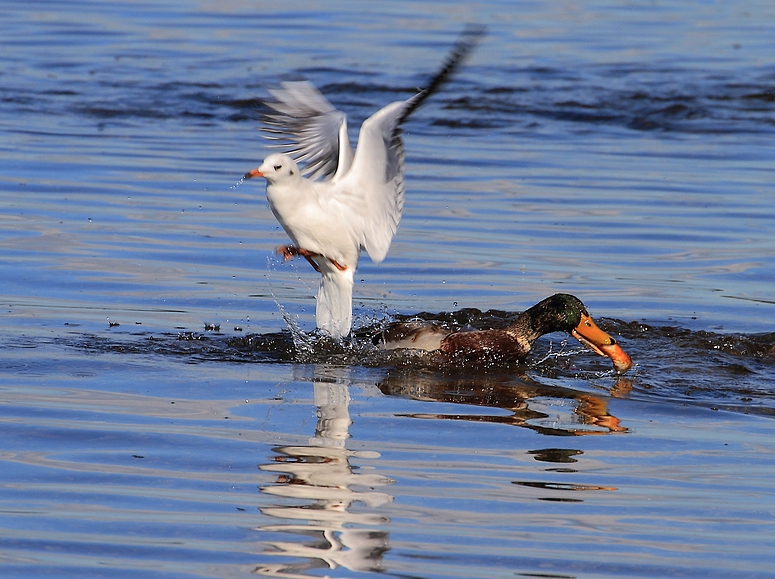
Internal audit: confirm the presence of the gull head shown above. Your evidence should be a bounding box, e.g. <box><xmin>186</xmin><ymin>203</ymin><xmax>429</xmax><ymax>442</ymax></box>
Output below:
<box><xmin>244</xmin><ymin>153</ymin><xmax>301</xmax><ymax>184</ymax></box>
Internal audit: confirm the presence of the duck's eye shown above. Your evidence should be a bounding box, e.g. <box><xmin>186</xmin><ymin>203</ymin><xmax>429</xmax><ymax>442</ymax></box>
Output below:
<box><xmin>273</xmin><ymin>164</ymin><xmax>283</xmax><ymax>171</ymax></box>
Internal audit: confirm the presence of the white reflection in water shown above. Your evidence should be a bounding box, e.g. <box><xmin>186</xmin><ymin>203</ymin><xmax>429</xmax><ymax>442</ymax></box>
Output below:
<box><xmin>256</xmin><ymin>367</ymin><xmax>393</xmax><ymax>577</ymax></box>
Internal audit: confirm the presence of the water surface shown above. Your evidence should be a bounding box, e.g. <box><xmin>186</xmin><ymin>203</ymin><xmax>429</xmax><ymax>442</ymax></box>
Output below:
<box><xmin>1</xmin><ymin>1</ymin><xmax>774</xmax><ymax>578</ymax></box>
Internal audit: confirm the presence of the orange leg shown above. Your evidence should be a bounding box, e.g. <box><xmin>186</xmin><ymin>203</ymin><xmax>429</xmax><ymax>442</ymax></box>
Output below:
<box><xmin>276</xmin><ymin>245</ymin><xmax>321</xmax><ymax>273</ymax></box>
<box><xmin>329</xmin><ymin>259</ymin><xmax>347</xmax><ymax>271</ymax></box>
<box><xmin>276</xmin><ymin>245</ymin><xmax>348</xmax><ymax>273</ymax></box>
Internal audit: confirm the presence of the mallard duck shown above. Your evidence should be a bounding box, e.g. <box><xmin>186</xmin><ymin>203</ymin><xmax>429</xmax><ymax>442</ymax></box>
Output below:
<box><xmin>243</xmin><ymin>27</ymin><xmax>484</xmax><ymax>339</ymax></box>
<box><xmin>373</xmin><ymin>293</ymin><xmax>632</xmax><ymax>373</ymax></box>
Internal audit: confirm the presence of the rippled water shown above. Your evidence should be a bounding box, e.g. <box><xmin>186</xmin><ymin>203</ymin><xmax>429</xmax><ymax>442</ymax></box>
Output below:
<box><xmin>1</xmin><ymin>1</ymin><xmax>775</xmax><ymax>578</ymax></box>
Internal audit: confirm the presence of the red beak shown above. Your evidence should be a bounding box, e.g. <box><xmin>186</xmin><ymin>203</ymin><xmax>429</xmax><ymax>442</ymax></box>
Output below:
<box><xmin>243</xmin><ymin>168</ymin><xmax>263</xmax><ymax>180</ymax></box>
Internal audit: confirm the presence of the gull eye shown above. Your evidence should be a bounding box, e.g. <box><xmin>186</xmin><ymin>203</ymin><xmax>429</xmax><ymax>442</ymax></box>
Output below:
<box><xmin>273</xmin><ymin>164</ymin><xmax>283</xmax><ymax>171</ymax></box>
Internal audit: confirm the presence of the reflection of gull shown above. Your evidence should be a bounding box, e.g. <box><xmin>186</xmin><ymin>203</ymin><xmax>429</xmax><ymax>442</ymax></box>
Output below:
<box><xmin>244</xmin><ymin>26</ymin><xmax>484</xmax><ymax>339</ymax></box>
<box><xmin>255</xmin><ymin>368</ymin><xmax>393</xmax><ymax>577</ymax></box>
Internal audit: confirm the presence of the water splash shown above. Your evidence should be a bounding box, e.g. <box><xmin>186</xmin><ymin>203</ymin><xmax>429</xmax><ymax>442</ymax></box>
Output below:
<box><xmin>264</xmin><ymin>256</ymin><xmax>319</xmax><ymax>355</ymax></box>
<box><xmin>352</xmin><ymin>303</ymin><xmax>394</xmax><ymax>336</ymax></box>
<box><xmin>531</xmin><ymin>339</ymin><xmax>596</xmax><ymax>369</ymax></box>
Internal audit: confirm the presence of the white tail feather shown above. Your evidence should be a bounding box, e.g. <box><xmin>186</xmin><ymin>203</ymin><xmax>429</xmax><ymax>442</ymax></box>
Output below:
<box><xmin>316</xmin><ymin>263</ymin><xmax>355</xmax><ymax>339</ymax></box>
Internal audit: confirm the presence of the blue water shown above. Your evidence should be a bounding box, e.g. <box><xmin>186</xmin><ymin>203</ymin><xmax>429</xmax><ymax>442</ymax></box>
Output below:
<box><xmin>1</xmin><ymin>1</ymin><xmax>774</xmax><ymax>578</ymax></box>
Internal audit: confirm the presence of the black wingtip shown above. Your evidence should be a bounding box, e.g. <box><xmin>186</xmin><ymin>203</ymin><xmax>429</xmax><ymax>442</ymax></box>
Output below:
<box><xmin>461</xmin><ymin>23</ymin><xmax>488</xmax><ymax>43</ymax></box>
<box><xmin>397</xmin><ymin>23</ymin><xmax>487</xmax><ymax>125</ymax></box>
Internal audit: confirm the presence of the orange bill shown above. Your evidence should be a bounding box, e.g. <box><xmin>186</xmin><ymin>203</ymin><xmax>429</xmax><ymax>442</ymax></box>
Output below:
<box><xmin>243</xmin><ymin>168</ymin><xmax>263</xmax><ymax>180</ymax></box>
<box><xmin>600</xmin><ymin>343</ymin><xmax>633</xmax><ymax>374</ymax></box>
<box><xmin>571</xmin><ymin>314</ymin><xmax>633</xmax><ymax>374</ymax></box>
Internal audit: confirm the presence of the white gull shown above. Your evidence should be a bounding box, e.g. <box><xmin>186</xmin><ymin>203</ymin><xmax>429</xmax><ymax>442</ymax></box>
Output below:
<box><xmin>244</xmin><ymin>26</ymin><xmax>484</xmax><ymax>338</ymax></box>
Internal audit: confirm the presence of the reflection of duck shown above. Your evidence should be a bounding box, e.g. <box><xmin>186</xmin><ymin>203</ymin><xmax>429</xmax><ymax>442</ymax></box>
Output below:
<box><xmin>378</xmin><ymin>370</ymin><xmax>632</xmax><ymax>435</ymax></box>
<box><xmin>373</xmin><ymin>293</ymin><xmax>632</xmax><ymax>373</ymax></box>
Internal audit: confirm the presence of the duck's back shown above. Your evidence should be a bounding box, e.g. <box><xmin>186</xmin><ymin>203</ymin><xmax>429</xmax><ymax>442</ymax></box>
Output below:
<box><xmin>375</xmin><ymin>320</ymin><xmax>447</xmax><ymax>351</ymax></box>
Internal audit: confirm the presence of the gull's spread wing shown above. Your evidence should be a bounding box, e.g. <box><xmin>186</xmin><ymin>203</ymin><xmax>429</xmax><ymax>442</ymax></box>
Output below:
<box><xmin>338</xmin><ymin>100</ymin><xmax>407</xmax><ymax>264</ymax></box>
<box><xmin>339</xmin><ymin>24</ymin><xmax>486</xmax><ymax>264</ymax></box>
<box><xmin>262</xmin><ymin>81</ymin><xmax>354</xmax><ymax>181</ymax></box>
